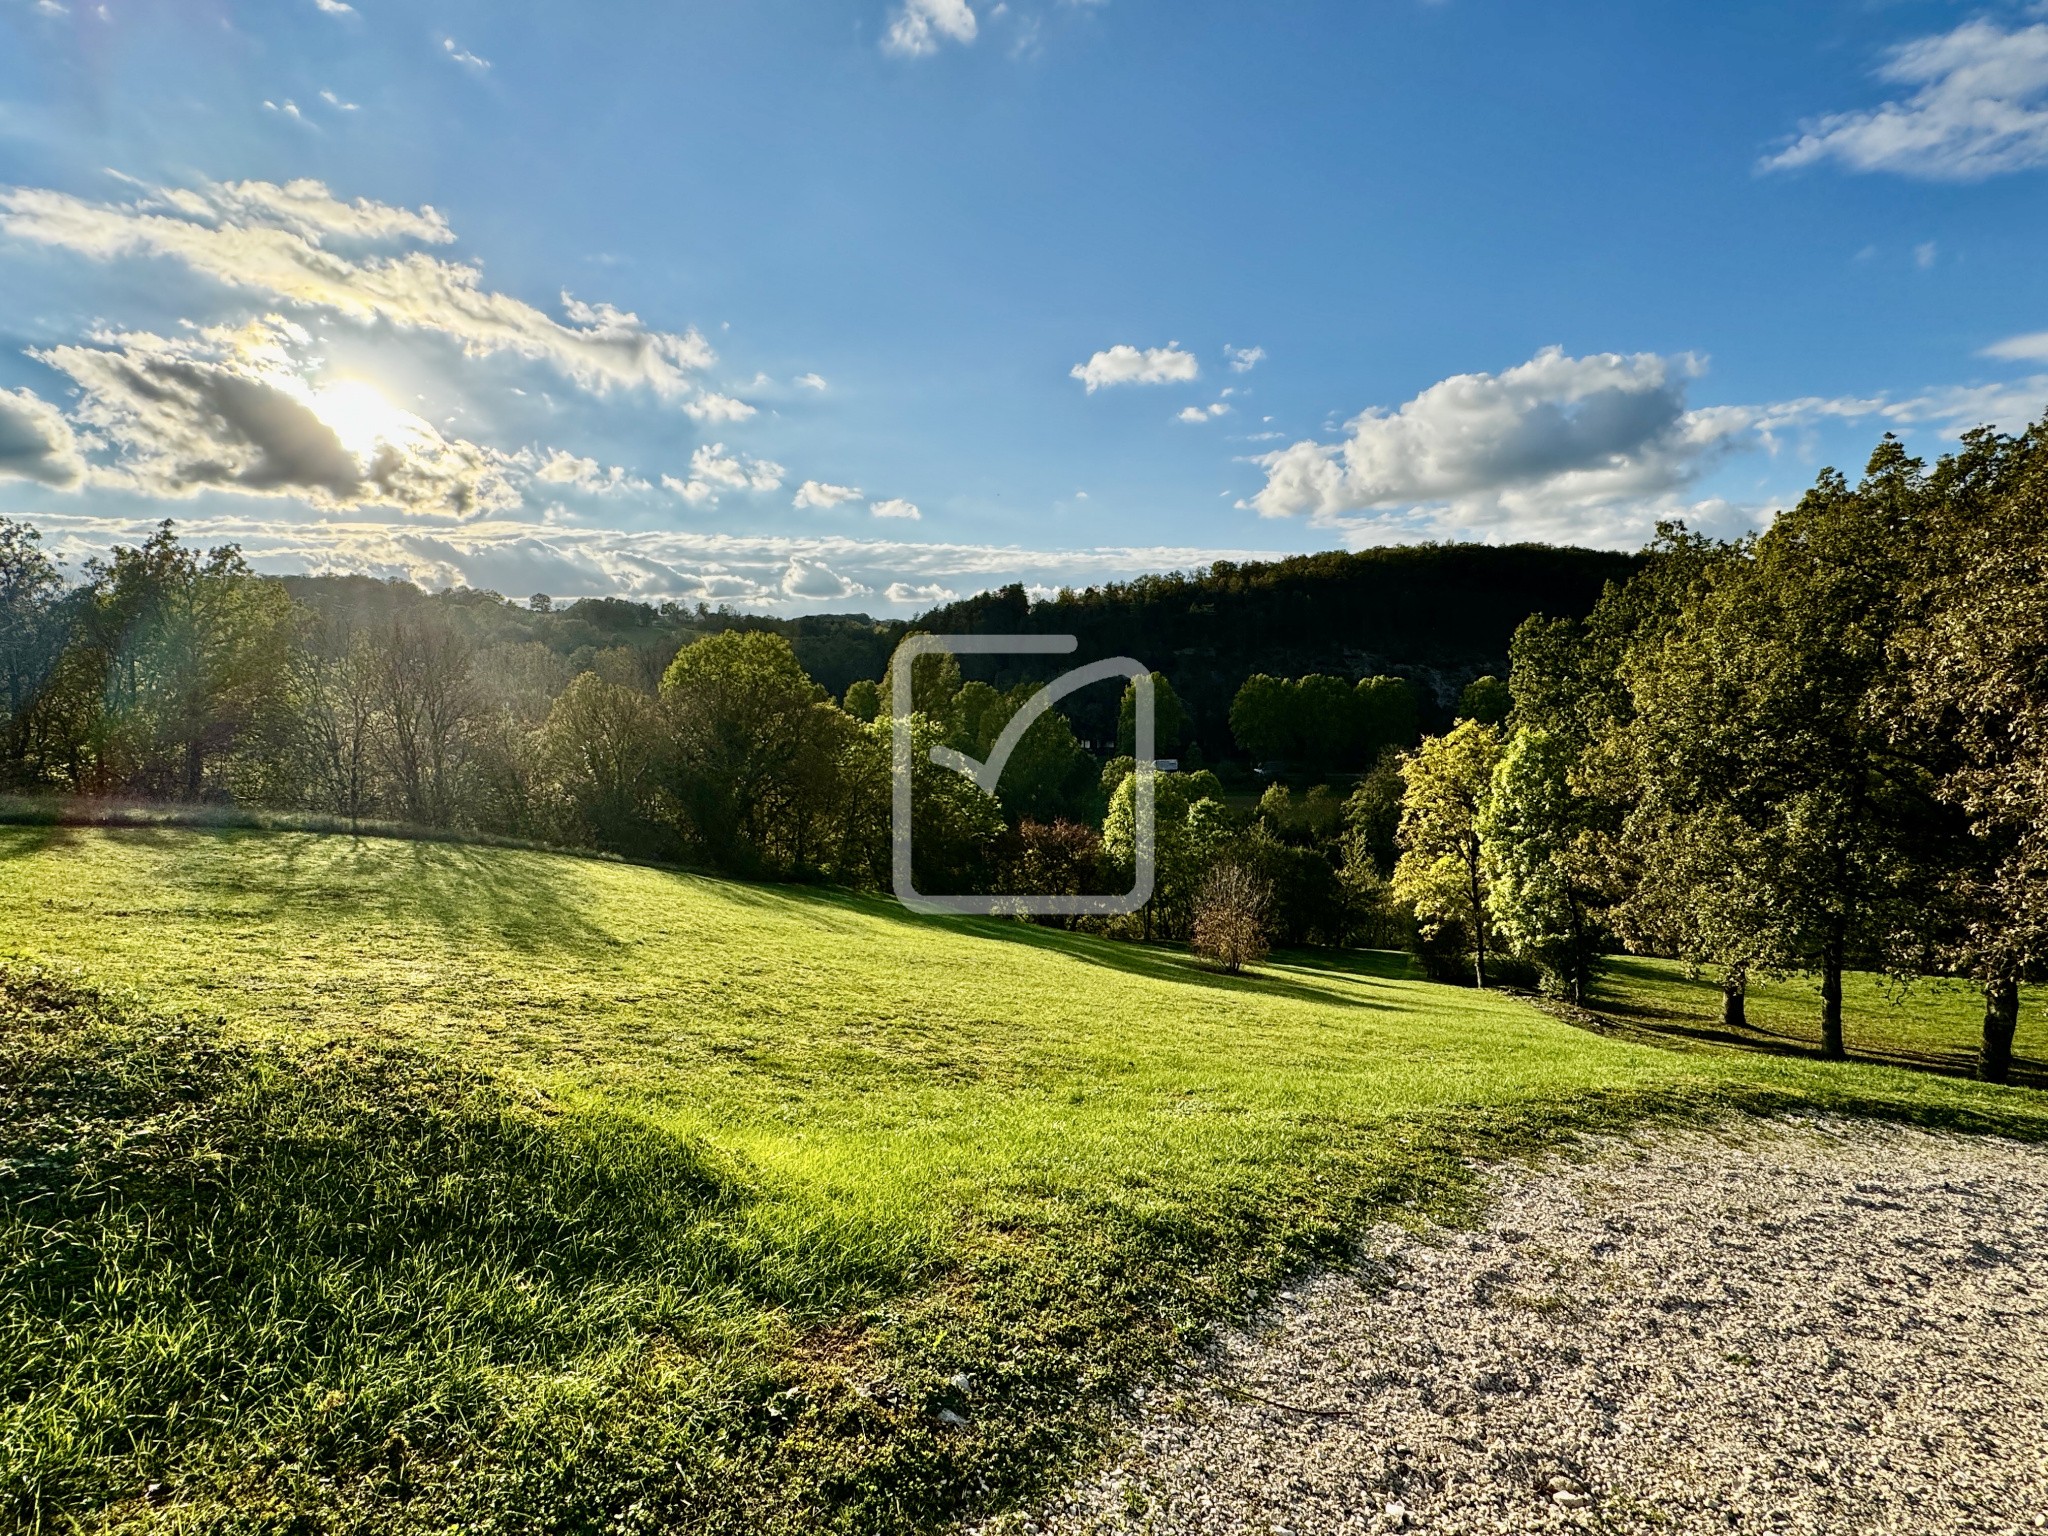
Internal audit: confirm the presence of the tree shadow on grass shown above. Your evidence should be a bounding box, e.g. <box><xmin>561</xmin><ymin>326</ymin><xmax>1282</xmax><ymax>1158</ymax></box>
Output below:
<box><xmin>0</xmin><ymin>822</ymin><xmax>74</xmax><ymax>861</ymax></box>
<box><xmin>1562</xmin><ymin>968</ymin><xmax>2048</xmax><ymax>1091</ymax></box>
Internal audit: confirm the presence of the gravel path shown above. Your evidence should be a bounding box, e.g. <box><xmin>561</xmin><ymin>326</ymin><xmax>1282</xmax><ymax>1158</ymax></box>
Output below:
<box><xmin>1011</xmin><ymin>1118</ymin><xmax>2048</xmax><ymax>1536</ymax></box>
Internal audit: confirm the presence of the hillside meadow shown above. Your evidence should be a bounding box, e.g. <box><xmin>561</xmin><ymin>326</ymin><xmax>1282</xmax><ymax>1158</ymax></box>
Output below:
<box><xmin>2</xmin><ymin>824</ymin><xmax>2043</xmax><ymax>1534</ymax></box>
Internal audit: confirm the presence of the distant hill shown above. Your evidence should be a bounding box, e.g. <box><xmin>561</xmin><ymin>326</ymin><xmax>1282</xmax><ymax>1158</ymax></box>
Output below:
<box><xmin>284</xmin><ymin>542</ymin><xmax>1638</xmax><ymax>756</ymax></box>
<box><xmin>916</xmin><ymin>543</ymin><xmax>1641</xmax><ymax>752</ymax></box>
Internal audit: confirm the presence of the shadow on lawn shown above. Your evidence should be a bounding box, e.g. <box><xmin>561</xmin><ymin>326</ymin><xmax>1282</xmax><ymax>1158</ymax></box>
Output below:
<box><xmin>1558</xmin><ymin>970</ymin><xmax>2047</xmax><ymax>1091</ymax></box>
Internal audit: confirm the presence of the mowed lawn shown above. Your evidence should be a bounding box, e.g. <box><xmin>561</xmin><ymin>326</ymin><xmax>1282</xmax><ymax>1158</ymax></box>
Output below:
<box><xmin>3</xmin><ymin>824</ymin><xmax>2045</xmax><ymax>1535</ymax></box>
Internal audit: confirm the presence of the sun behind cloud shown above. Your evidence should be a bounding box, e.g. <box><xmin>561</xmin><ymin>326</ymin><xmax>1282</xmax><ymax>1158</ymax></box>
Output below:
<box><xmin>305</xmin><ymin>379</ymin><xmax>429</xmax><ymax>462</ymax></box>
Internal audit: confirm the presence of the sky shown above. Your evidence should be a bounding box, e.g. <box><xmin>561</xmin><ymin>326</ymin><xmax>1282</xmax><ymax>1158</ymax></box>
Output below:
<box><xmin>3</xmin><ymin>0</ymin><xmax>2047</xmax><ymax>614</ymax></box>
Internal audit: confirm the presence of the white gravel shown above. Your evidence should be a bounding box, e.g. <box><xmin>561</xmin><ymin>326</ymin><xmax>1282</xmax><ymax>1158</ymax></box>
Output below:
<box><xmin>1010</xmin><ymin>1118</ymin><xmax>2048</xmax><ymax>1536</ymax></box>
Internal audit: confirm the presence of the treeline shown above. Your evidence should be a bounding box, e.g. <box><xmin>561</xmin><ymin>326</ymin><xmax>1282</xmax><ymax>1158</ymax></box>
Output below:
<box><xmin>1384</xmin><ymin>429</ymin><xmax>2045</xmax><ymax>1083</ymax></box>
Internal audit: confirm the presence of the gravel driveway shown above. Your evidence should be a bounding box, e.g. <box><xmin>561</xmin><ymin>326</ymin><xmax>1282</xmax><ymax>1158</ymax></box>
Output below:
<box><xmin>1009</xmin><ymin>1118</ymin><xmax>2048</xmax><ymax>1536</ymax></box>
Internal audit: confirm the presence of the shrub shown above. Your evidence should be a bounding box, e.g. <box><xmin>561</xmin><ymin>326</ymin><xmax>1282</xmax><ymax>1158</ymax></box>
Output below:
<box><xmin>1191</xmin><ymin>862</ymin><xmax>1272</xmax><ymax>974</ymax></box>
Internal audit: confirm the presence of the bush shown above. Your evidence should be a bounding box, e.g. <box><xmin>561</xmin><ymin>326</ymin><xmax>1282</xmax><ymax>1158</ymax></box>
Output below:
<box><xmin>1191</xmin><ymin>862</ymin><xmax>1272</xmax><ymax>974</ymax></box>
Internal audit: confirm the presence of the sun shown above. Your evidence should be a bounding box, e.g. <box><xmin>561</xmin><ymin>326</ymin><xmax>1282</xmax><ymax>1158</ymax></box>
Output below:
<box><xmin>308</xmin><ymin>379</ymin><xmax>426</xmax><ymax>461</ymax></box>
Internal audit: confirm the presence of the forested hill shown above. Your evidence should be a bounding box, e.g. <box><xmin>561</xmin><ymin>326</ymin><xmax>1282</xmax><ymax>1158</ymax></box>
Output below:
<box><xmin>918</xmin><ymin>544</ymin><xmax>1641</xmax><ymax>747</ymax></box>
<box><xmin>284</xmin><ymin>542</ymin><xmax>1636</xmax><ymax>752</ymax></box>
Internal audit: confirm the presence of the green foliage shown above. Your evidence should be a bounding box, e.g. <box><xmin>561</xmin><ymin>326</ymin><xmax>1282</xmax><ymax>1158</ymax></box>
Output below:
<box><xmin>843</xmin><ymin>677</ymin><xmax>881</xmax><ymax>723</ymax></box>
<box><xmin>1480</xmin><ymin>728</ymin><xmax>1611</xmax><ymax>1001</ymax></box>
<box><xmin>1456</xmin><ymin>674</ymin><xmax>1511</xmax><ymax>726</ymax></box>
<box><xmin>1116</xmin><ymin>671</ymin><xmax>1187</xmax><ymax>756</ymax></box>
<box><xmin>1392</xmin><ymin>719</ymin><xmax>1505</xmax><ymax>986</ymax></box>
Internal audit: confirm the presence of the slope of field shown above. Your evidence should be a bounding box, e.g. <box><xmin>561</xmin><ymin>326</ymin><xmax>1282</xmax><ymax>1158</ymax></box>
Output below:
<box><xmin>2</xmin><ymin>826</ymin><xmax>2043</xmax><ymax>1535</ymax></box>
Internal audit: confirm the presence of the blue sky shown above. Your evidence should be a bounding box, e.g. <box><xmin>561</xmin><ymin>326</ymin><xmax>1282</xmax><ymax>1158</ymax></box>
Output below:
<box><xmin>3</xmin><ymin>0</ymin><xmax>2047</xmax><ymax>612</ymax></box>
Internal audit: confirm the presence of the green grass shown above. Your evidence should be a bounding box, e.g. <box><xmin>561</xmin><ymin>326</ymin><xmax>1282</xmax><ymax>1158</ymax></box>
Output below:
<box><xmin>1590</xmin><ymin>954</ymin><xmax>2045</xmax><ymax>1083</ymax></box>
<box><xmin>2</xmin><ymin>825</ymin><xmax>2044</xmax><ymax>1534</ymax></box>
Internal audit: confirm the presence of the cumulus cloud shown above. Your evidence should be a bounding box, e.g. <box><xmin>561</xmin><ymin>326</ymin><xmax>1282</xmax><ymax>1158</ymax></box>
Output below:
<box><xmin>1764</xmin><ymin>20</ymin><xmax>2048</xmax><ymax>180</ymax></box>
<box><xmin>682</xmin><ymin>391</ymin><xmax>756</xmax><ymax>422</ymax></box>
<box><xmin>781</xmin><ymin>557</ymin><xmax>867</xmax><ymax>600</ymax></box>
<box><xmin>885</xmin><ymin>0</ymin><xmax>977</xmax><ymax>56</ymax></box>
<box><xmin>1177</xmin><ymin>402</ymin><xmax>1229</xmax><ymax>423</ymax></box>
<box><xmin>885</xmin><ymin>580</ymin><xmax>957</xmax><ymax>606</ymax></box>
<box><xmin>661</xmin><ymin>442</ymin><xmax>785</xmax><ymax>506</ymax></box>
<box><xmin>0</xmin><ymin>386</ymin><xmax>86</xmax><ymax>489</ymax></box>
<box><xmin>1226</xmin><ymin>344</ymin><xmax>1265</xmax><ymax>373</ymax></box>
<box><xmin>1070</xmin><ymin>343</ymin><xmax>1200</xmax><ymax>392</ymax></box>
<box><xmin>793</xmin><ymin>478</ymin><xmax>863</xmax><ymax>509</ymax></box>
<box><xmin>530</xmin><ymin>449</ymin><xmax>645</xmax><ymax>494</ymax></box>
<box><xmin>869</xmin><ymin>497</ymin><xmax>921</xmax><ymax>519</ymax></box>
<box><xmin>312</xmin><ymin>0</ymin><xmax>354</xmax><ymax>13</ymax></box>
<box><xmin>0</xmin><ymin>177</ymin><xmax>715</xmax><ymax>398</ymax></box>
<box><xmin>32</xmin><ymin>316</ymin><xmax>517</xmax><ymax>516</ymax></box>
<box><xmin>1250</xmin><ymin>345</ymin><xmax>2048</xmax><ymax>545</ymax></box>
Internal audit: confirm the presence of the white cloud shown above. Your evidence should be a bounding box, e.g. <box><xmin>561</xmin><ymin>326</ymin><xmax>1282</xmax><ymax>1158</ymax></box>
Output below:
<box><xmin>1985</xmin><ymin>330</ymin><xmax>2048</xmax><ymax>362</ymax></box>
<box><xmin>312</xmin><ymin>0</ymin><xmax>354</xmax><ymax>13</ymax></box>
<box><xmin>16</xmin><ymin>509</ymin><xmax>1294</xmax><ymax>616</ymax></box>
<box><xmin>1764</xmin><ymin>20</ymin><xmax>2048</xmax><ymax>181</ymax></box>
<box><xmin>682</xmin><ymin>390</ymin><xmax>756</xmax><ymax>422</ymax></box>
<box><xmin>886</xmin><ymin>580</ymin><xmax>957</xmax><ymax>605</ymax></box>
<box><xmin>319</xmin><ymin>90</ymin><xmax>359</xmax><ymax>112</ymax></box>
<box><xmin>793</xmin><ymin>479</ymin><xmax>863</xmax><ymax>509</ymax></box>
<box><xmin>782</xmin><ymin>557</ymin><xmax>867</xmax><ymax>600</ymax></box>
<box><xmin>0</xmin><ymin>178</ymin><xmax>714</xmax><ymax>398</ymax></box>
<box><xmin>1915</xmin><ymin>241</ymin><xmax>1938</xmax><ymax>269</ymax></box>
<box><xmin>1070</xmin><ymin>343</ymin><xmax>1200</xmax><ymax>392</ymax></box>
<box><xmin>0</xmin><ymin>386</ymin><xmax>86</xmax><ymax>489</ymax></box>
<box><xmin>794</xmin><ymin>372</ymin><xmax>828</xmax><ymax>390</ymax></box>
<box><xmin>869</xmin><ymin>497</ymin><xmax>921</xmax><ymax>519</ymax></box>
<box><xmin>263</xmin><ymin>100</ymin><xmax>305</xmax><ymax>121</ymax></box>
<box><xmin>443</xmin><ymin>37</ymin><xmax>491</xmax><ymax>70</ymax></box>
<box><xmin>660</xmin><ymin>442</ymin><xmax>784</xmax><ymax>507</ymax></box>
<box><xmin>1177</xmin><ymin>402</ymin><xmax>1230</xmax><ymax>423</ymax></box>
<box><xmin>1252</xmin><ymin>345</ymin><xmax>2048</xmax><ymax>546</ymax></box>
<box><xmin>1226</xmin><ymin>344</ymin><xmax>1265</xmax><ymax>373</ymax></box>
<box><xmin>531</xmin><ymin>449</ymin><xmax>644</xmax><ymax>494</ymax></box>
<box><xmin>32</xmin><ymin>316</ymin><xmax>518</xmax><ymax>516</ymax></box>
<box><xmin>885</xmin><ymin>0</ymin><xmax>977</xmax><ymax>56</ymax></box>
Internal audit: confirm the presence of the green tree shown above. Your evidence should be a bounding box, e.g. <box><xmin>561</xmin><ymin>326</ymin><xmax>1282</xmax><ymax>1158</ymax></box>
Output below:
<box><xmin>1116</xmin><ymin>670</ymin><xmax>1187</xmax><ymax>757</ymax></box>
<box><xmin>1622</xmin><ymin>451</ymin><xmax>1940</xmax><ymax>1058</ymax></box>
<box><xmin>0</xmin><ymin>518</ymin><xmax>68</xmax><ymax>784</ymax></box>
<box><xmin>1229</xmin><ymin>673</ymin><xmax>1293</xmax><ymax>763</ymax></box>
<box><xmin>1354</xmin><ymin>675</ymin><xmax>1420</xmax><ymax>761</ymax></box>
<box><xmin>1480</xmin><ymin>727</ymin><xmax>1611</xmax><ymax>1001</ymax></box>
<box><xmin>842</xmin><ymin>677</ymin><xmax>881</xmax><ymax>723</ymax></box>
<box><xmin>83</xmin><ymin>523</ymin><xmax>294</xmax><ymax>800</ymax></box>
<box><xmin>1456</xmin><ymin>674</ymin><xmax>1511</xmax><ymax>726</ymax></box>
<box><xmin>1894</xmin><ymin>424</ymin><xmax>2048</xmax><ymax>1081</ymax></box>
<box><xmin>661</xmin><ymin>630</ymin><xmax>840</xmax><ymax>875</ymax></box>
<box><xmin>540</xmin><ymin>672</ymin><xmax>666</xmax><ymax>854</ymax></box>
<box><xmin>1392</xmin><ymin>720</ymin><xmax>1504</xmax><ymax>986</ymax></box>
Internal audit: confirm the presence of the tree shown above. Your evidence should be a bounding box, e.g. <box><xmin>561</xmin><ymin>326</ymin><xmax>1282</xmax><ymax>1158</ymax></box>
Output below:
<box><xmin>379</xmin><ymin>614</ymin><xmax>479</xmax><ymax>826</ymax></box>
<box><xmin>1480</xmin><ymin>727</ymin><xmax>1610</xmax><ymax>1001</ymax></box>
<box><xmin>661</xmin><ymin>630</ymin><xmax>840</xmax><ymax>875</ymax></box>
<box><xmin>1192</xmin><ymin>863</ymin><xmax>1272</xmax><ymax>974</ymax></box>
<box><xmin>1102</xmin><ymin>767</ymin><xmax>1231</xmax><ymax>939</ymax></box>
<box><xmin>1621</xmin><ymin>452</ymin><xmax>1941</xmax><ymax>1058</ymax></box>
<box><xmin>1117</xmin><ymin>671</ymin><xmax>1187</xmax><ymax>757</ymax></box>
<box><xmin>540</xmin><ymin>671</ymin><xmax>665</xmax><ymax>853</ymax></box>
<box><xmin>1355</xmin><ymin>675</ymin><xmax>1421</xmax><ymax>761</ymax></box>
<box><xmin>1457</xmin><ymin>674</ymin><xmax>1511</xmax><ymax>726</ymax></box>
<box><xmin>1229</xmin><ymin>673</ymin><xmax>1293</xmax><ymax>763</ymax></box>
<box><xmin>843</xmin><ymin>677</ymin><xmax>881</xmax><ymax>723</ymax></box>
<box><xmin>82</xmin><ymin>523</ymin><xmax>294</xmax><ymax>800</ymax></box>
<box><xmin>1894</xmin><ymin>425</ymin><xmax>2048</xmax><ymax>1081</ymax></box>
<box><xmin>0</xmin><ymin>518</ymin><xmax>67</xmax><ymax>784</ymax></box>
<box><xmin>1392</xmin><ymin>720</ymin><xmax>1504</xmax><ymax>986</ymax></box>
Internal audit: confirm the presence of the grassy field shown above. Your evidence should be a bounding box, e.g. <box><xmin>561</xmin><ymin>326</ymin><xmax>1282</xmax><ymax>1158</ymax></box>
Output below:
<box><xmin>3</xmin><ymin>824</ymin><xmax>2045</xmax><ymax>1534</ymax></box>
<box><xmin>1590</xmin><ymin>955</ymin><xmax>2045</xmax><ymax>1084</ymax></box>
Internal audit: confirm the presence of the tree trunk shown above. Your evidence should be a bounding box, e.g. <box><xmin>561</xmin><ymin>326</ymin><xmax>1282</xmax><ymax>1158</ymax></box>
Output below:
<box><xmin>1468</xmin><ymin>853</ymin><xmax>1488</xmax><ymax>989</ymax></box>
<box><xmin>1820</xmin><ymin>941</ymin><xmax>1846</xmax><ymax>1060</ymax></box>
<box><xmin>1981</xmin><ymin>977</ymin><xmax>2020</xmax><ymax>1086</ymax></box>
<box><xmin>183</xmin><ymin>738</ymin><xmax>204</xmax><ymax>800</ymax></box>
<box><xmin>1721</xmin><ymin>961</ymin><xmax>1748</xmax><ymax>1031</ymax></box>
